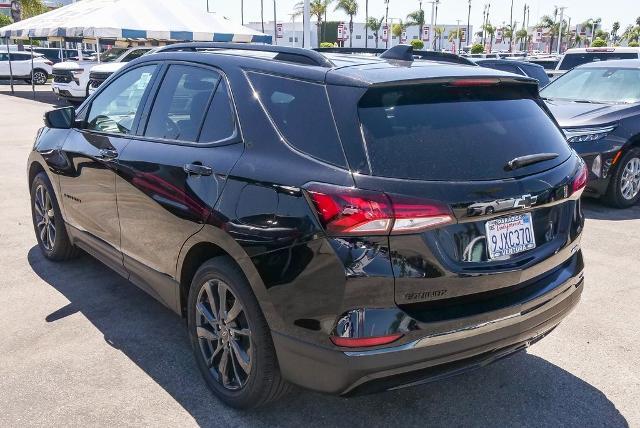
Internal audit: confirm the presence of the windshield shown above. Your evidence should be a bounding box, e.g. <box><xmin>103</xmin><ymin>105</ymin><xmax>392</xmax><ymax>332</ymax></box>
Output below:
<box><xmin>99</xmin><ymin>48</ymin><xmax>128</xmax><ymax>63</ymax></box>
<box><xmin>558</xmin><ymin>52</ymin><xmax>638</xmax><ymax>70</ymax></box>
<box><xmin>541</xmin><ymin>67</ymin><xmax>640</xmax><ymax>104</ymax></box>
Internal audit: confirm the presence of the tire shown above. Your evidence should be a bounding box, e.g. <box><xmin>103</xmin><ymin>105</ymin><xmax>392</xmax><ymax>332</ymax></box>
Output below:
<box><xmin>32</xmin><ymin>69</ymin><xmax>48</xmax><ymax>85</ymax></box>
<box><xmin>603</xmin><ymin>149</ymin><xmax>640</xmax><ymax>209</ymax></box>
<box><xmin>485</xmin><ymin>206</ymin><xmax>495</xmax><ymax>215</ymax></box>
<box><xmin>187</xmin><ymin>257</ymin><xmax>291</xmax><ymax>409</ymax></box>
<box><xmin>30</xmin><ymin>172</ymin><xmax>79</xmax><ymax>261</ymax></box>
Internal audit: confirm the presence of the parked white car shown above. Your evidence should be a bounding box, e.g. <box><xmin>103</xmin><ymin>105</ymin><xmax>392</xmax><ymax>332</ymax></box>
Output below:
<box><xmin>87</xmin><ymin>48</ymin><xmax>158</xmax><ymax>96</ymax></box>
<box><xmin>0</xmin><ymin>51</ymin><xmax>53</xmax><ymax>85</ymax></box>
<box><xmin>51</xmin><ymin>46</ymin><xmax>152</xmax><ymax>100</ymax></box>
<box><xmin>550</xmin><ymin>47</ymin><xmax>640</xmax><ymax>80</ymax></box>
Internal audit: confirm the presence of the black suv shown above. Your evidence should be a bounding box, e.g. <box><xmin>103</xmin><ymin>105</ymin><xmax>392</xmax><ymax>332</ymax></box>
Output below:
<box><xmin>28</xmin><ymin>43</ymin><xmax>586</xmax><ymax>409</ymax></box>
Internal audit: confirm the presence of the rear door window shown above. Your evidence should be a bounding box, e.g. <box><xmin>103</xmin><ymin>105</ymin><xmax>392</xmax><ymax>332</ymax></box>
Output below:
<box><xmin>247</xmin><ymin>72</ymin><xmax>346</xmax><ymax>167</ymax></box>
<box><xmin>199</xmin><ymin>81</ymin><xmax>237</xmax><ymax>143</ymax></box>
<box><xmin>358</xmin><ymin>84</ymin><xmax>571</xmax><ymax>181</ymax></box>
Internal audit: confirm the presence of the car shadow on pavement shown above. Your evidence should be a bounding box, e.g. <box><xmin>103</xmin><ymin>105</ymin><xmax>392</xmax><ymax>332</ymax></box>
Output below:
<box><xmin>0</xmin><ymin>85</ymin><xmax>71</xmax><ymax>108</ymax></box>
<box><xmin>582</xmin><ymin>199</ymin><xmax>640</xmax><ymax>221</ymax></box>
<box><xmin>28</xmin><ymin>247</ymin><xmax>629</xmax><ymax>428</ymax></box>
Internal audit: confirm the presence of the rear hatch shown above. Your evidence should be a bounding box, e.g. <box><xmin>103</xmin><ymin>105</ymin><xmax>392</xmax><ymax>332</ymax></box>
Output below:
<box><xmin>332</xmin><ymin>76</ymin><xmax>586</xmax><ymax>320</ymax></box>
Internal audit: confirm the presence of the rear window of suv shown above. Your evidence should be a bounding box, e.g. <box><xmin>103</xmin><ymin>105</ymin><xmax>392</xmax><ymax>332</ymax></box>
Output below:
<box><xmin>559</xmin><ymin>52</ymin><xmax>638</xmax><ymax>70</ymax></box>
<box><xmin>358</xmin><ymin>84</ymin><xmax>572</xmax><ymax>181</ymax></box>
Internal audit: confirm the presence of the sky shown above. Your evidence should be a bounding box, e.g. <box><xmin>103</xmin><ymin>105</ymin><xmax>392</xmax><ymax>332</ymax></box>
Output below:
<box><xmin>211</xmin><ymin>0</ymin><xmax>638</xmax><ymax>32</ymax></box>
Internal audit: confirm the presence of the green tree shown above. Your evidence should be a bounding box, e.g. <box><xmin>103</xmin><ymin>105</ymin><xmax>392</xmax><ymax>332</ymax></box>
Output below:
<box><xmin>611</xmin><ymin>21</ymin><xmax>620</xmax><ymax>44</ymax></box>
<box><xmin>629</xmin><ymin>41</ymin><xmax>639</xmax><ymax>47</ymax></box>
<box><xmin>294</xmin><ymin>0</ymin><xmax>332</xmax><ymax>45</ymax></box>
<box><xmin>470</xmin><ymin>43</ymin><xmax>484</xmax><ymax>54</ymax></box>
<box><xmin>334</xmin><ymin>0</ymin><xmax>358</xmax><ymax>48</ymax></box>
<box><xmin>591</xmin><ymin>37</ymin><xmax>607</xmax><ymax>47</ymax></box>
<box><xmin>582</xmin><ymin>17</ymin><xmax>602</xmax><ymax>45</ymax></box>
<box><xmin>0</xmin><ymin>14</ymin><xmax>13</xmax><ymax>28</ymax></box>
<box><xmin>410</xmin><ymin>39</ymin><xmax>424</xmax><ymax>50</ymax></box>
<box><xmin>392</xmin><ymin>21</ymin><xmax>405</xmax><ymax>39</ymax></box>
<box><xmin>538</xmin><ymin>15</ymin><xmax>559</xmax><ymax>53</ymax></box>
<box><xmin>482</xmin><ymin>23</ymin><xmax>496</xmax><ymax>52</ymax></box>
<box><xmin>516</xmin><ymin>28</ymin><xmax>528</xmax><ymax>50</ymax></box>
<box><xmin>19</xmin><ymin>0</ymin><xmax>48</xmax><ymax>19</ymax></box>
<box><xmin>365</xmin><ymin>16</ymin><xmax>384</xmax><ymax>48</ymax></box>
<box><xmin>405</xmin><ymin>9</ymin><xmax>425</xmax><ymax>40</ymax></box>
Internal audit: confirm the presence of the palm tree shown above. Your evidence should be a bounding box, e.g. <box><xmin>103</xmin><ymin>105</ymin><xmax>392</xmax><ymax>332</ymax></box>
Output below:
<box><xmin>582</xmin><ymin>18</ymin><xmax>602</xmax><ymax>46</ymax></box>
<box><xmin>294</xmin><ymin>0</ymin><xmax>332</xmax><ymax>45</ymax></box>
<box><xmin>538</xmin><ymin>15</ymin><xmax>558</xmax><ymax>53</ymax></box>
<box><xmin>482</xmin><ymin>24</ymin><xmax>496</xmax><ymax>52</ymax></box>
<box><xmin>406</xmin><ymin>9</ymin><xmax>425</xmax><ymax>40</ymax></box>
<box><xmin>366</xmin><ymin>16</ymin><xmax>384</xmax><ymax>48</ymax></box>
<box><xmin>334</xmin><ymin>0</ymin><xmax>358</xmax><ymax>48</ymax></box>
<box><xmin>611</xmin><ymin>21</ymin><xmax>620</xmax><ymax>44</ymax></box>
<box><xmin>516</xmin><ymin>28</ymin><xmax>528</xmax><ymax>51</ymax></box>
<box><xmin>434</xmin><ymin>26</ymin><xmax>445</xmax><ymax>50</ymax></box>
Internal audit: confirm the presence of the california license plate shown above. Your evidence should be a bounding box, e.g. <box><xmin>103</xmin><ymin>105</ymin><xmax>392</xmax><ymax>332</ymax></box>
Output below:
<box><xmin>485</xmin><ymin>213</ymin><xmax>536</xmax><ymax>259</ymax></box>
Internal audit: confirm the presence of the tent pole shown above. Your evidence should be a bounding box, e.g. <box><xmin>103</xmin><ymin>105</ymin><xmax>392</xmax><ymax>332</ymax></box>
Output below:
<box><xmin>96</xmin><ymin>37</ymin><xmax>100</xmax><ymax>63</ymax></box>
<box><xmin>30</xmin><ymin>37</ymin><xmax>35</xmax><ymax>99</ymax></box>
<box><xmin>59</xmin><ymin>39</ymin><xmax>63</xmax><ymax>63</ymax></box>
<box><xmin>6</xmin><ymin>38</ymin><xmax>14</xmax><ymax>94</ymax></box>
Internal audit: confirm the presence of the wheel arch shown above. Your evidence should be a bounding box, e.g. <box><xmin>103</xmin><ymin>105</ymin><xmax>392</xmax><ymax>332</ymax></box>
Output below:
<box><xmin>176</xmin><ymin>225</ymin><xmax>282</xmax><ymax>329</ymax></box>
<box><xmin>28</xmin><ymin>160</ymin><xmax>46</xmax><ymax>188</ymax></box>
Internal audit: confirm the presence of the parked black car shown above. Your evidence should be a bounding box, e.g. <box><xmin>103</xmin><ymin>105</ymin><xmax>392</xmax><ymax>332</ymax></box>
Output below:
<box><xmin>475</xmin><ymin>58</ymin><xmax>551</xmax><ymax>86</ymax></box>
<box><xmin>28</xmin><ymin>43</ymin><xmax>586</xmax><ymax>409</ymax></box>
<box><xmin>541</xmin><ymin>59</ymin><xmax>640</xmax><ymax>208</ymax></box>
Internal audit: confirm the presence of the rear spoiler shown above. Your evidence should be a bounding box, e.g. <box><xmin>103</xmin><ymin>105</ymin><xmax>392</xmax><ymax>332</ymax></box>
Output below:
<box><xmin>314</xmin><ymin>47</ymin><xmax>477</xmax><ymax>67</ymax></box>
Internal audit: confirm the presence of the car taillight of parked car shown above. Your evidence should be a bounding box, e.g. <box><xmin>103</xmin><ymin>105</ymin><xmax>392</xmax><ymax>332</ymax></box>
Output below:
<box><xmin>305</xmin><ymin>183</ymin><xmax>454</xmax><ymax>236</ymax></box>
<box><xmin>572</xmin><ymin>162</ymin><xmax>589</xmax><ymax>194</ymax></box>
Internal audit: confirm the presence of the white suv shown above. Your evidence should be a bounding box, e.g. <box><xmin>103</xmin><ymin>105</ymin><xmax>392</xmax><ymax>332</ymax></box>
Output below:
<box><xmin>51</xmin><ymin>46</ymin><xmax>152</xmax><ymax>100</ymax></box>
<box><xmin>0</xmin><ymin>51</ymin><xmax>53</xmax><ymax>85</ymax></box>
<box><xmin>550</xmin><ymin>47</ymin><xmax>640</xmax><ymax>79</ymax></box>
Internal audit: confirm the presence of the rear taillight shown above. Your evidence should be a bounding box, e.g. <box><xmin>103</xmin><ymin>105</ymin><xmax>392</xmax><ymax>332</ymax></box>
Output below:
<box><xmin>306</xmin><ymin>183</ymin><xmax>454</xmax><ymax>236</ymax></box>
<box><xmin>330</xmin><ymin>333</ymin><xmax>403</xmax><ymax>348</ymax></box>
<box><xmin>449</xmin><ymin>78</ymin><xmax>500</xmax><ymax>87</ymax></box>
<box><xmin>572</xmin><ymin>162</ymin><xmax>588</xmax><ymax>194</ymax></box>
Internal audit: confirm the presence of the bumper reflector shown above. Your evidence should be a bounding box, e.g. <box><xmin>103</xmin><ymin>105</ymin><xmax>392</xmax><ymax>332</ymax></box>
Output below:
<box><xmin>330</xmin><ymin>333</ymin><xmax>403</xmax><ymax>348</ymax></box>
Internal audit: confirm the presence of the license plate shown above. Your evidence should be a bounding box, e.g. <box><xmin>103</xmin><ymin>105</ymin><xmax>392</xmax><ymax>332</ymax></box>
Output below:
<box><xmin>485</xmin><ymin>213</ymin><xmax>536</xmax><ymax>259</ymax></box>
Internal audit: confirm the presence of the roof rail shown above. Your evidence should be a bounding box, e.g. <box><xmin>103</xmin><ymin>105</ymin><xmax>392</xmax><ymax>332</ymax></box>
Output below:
<box><xmin>155</xmin><ymin>42</ymin><xmax>335</xmax><ymax>68</ymax></box>
<box><xmin>313</xmin><ymin>47</ymin><xmax>476</xmax><ymax>66</ymax></box>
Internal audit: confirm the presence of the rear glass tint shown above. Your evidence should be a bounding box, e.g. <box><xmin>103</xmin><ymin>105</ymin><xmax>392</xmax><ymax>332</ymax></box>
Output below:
<box><xmin>559</xmin><ymin>52</ymin><xmax>638</xmax><ymax>70</ymax></box>
<box><xmin>358</xmin><ymin>84</ymin><xmax>571</xmax><ymax>181</ymax></box>
<box><xmin>247</xmin><ymin>72</ymin><xmax>346</xmax><ymax>167</ymax></box>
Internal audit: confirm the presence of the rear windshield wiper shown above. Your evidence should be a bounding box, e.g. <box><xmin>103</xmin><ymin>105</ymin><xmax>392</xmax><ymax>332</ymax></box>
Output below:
<box><xmin>505</xmin><ymin>153</ymin><xmax>559</xmax><ymax>171</ymax></box>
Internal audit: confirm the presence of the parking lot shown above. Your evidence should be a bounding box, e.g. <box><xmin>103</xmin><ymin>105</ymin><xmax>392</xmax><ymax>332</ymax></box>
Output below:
<box><xmin>0</xmin><ymin>83</ymin><xmax>638</xmax><ymax>427</ymax></box>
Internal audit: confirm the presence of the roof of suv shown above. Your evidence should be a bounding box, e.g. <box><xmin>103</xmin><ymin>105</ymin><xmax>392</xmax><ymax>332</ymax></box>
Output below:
<box><xmin>150</xmin><ymin>42</ymin><xmax>535</xmax><ymax>88</ymax></box>
<box><xmin>575</xmin><ymin>59</ymin><xmax>640</xmax><ymax>69</ymax></box>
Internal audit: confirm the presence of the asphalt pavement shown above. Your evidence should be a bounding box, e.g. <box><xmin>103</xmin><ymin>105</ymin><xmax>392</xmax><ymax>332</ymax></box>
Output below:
<box><xmin>0</xmin><ymin>84</ymin><xmax>638</xmax><ymax>427</ymax></box>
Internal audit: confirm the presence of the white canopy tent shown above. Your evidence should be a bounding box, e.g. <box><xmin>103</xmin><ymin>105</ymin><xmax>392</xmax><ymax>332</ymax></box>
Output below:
<box><xmin>0</xmin><ymin>0</ymin><xmax>271</xmax><ymax>43</ymax></box>
<box><xmin>0</xmin><ymin>0</ymin><xmax>271</xmax><ymax>95</ymax></box>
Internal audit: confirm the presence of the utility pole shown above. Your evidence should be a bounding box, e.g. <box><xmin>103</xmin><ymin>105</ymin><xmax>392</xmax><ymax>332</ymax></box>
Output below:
<box><xmin>466</xmin><ymin>0</ymin><xmax>471</xmax><ymax>50</ymax></box>
<box><xmin>385</xmin><ymin>0</ymin><xmax>390</xmax><ymax>49</ymax></box>
<box><xmin>508</xmin><ymin>0</ymin><xmax>514</xmax><ymax>52</ymax></box>
<box><xmin>433</xmin><ymin>0</ymin><xmax>440</xmax><ymax>50</ymax></box>
<box><xmin>240</xmin><ymin>0</ymin><xmax>244</xmax><ymax>25</ymax></box>
<box><xmin>429</xmin><ymin>1</ymin><xmax>436</xmax><ymax>50</ymax></box>
<box><xmin>365</xmin><ymin>0</ymin><xmax>369</xmax><ymax>48</ymax></box>
<box><xmin>303</xmin><ymin>0</ymin><xmax>311</xmax><ymax>48</ymax></box>
<box><xmin>557</xmin><ymin>6</ymin><xmax>566</xmax><ymax>54</ymax></box>
<box><xmin>261</xmin><ymin>0</ymin><xmax>265</xmax><ymax>34</ymax></box>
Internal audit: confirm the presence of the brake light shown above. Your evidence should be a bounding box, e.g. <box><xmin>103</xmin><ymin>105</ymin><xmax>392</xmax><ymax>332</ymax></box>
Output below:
<box><xmin>572</xmin><ymin>162</ymin><xmax>588</xmax><ymax>193</ymax></box>
<box><xmin>306</xmin><ymin>183</ymin><xmax>454</xmax><ymax>236</ymax></box>
<box><xmin>586</xmin><ymin>48</ymin><xmax>615</xmax><ymax>52</ymax></box>
<box><xmin>449</xmin><ymin>78</ymin><xmax>500</xmax><ymax>87</ymax></box>
<box><xmin>330</xmin><ymin>333</ymin><xmax>403</xmax><ymax>348</ymax></box>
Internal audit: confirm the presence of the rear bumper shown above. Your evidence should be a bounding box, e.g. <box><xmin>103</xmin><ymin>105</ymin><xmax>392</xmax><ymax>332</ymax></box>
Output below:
<box><xmin>273</xmin><ymin>269</ymin><xmax>583</xmax><ymax>395</ymax></box>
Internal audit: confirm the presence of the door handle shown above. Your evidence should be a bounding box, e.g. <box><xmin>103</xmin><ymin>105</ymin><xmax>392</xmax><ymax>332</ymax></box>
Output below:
<box><xmin>96</xmin><ymin>148</ymin><xmax>118</xmax><ymax>160</ymax></box>
<box><xmin>183</xmin><ymin>163</ymin><xmax>213</xmax><ymax>176</ymax></box>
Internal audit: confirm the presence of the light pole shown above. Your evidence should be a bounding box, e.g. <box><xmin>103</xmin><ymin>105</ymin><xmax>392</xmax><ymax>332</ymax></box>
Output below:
<box><xmin>365</xmin><ymin>0</ymin><xmax>369</xmax><ymax>48</ymax></box>
<box><xmin>261</xmin><ymin>0</ymin><xmax>265</xmax><ymax>34</ymax></box>
<box><xmin>466</xmin><ymin>0</ymin><xmax>471</xmax><ymax>50</ymax></box>
<box><xmin>456</xmin><ymin>19</ymin><xmax>462</xmax><ymax>53</ymax></box>
<box><xmin>433</xmin><ymin>0</ymin><xmax>440</xmax><ymax>50</ymax></box>
<box><xmin>273</xmin><ymin>0</ymin><xmax>278</xmax><ymax>45</ymax></box>
<box><xmin>384</xmin><ymin>0</ymin><xmax>390</xmax><ymax>49</ymax></box>
<box><xmin>303</xmin><ymin>0</ymin><xmax>311</xmax><ymax>48</ymax></box>
<box><xmin>557</xmin><ymin>6</ymin><xmax>566</xmax><ymax>54</ymax></box>
<box><xmin>508</xmin><ymin>0</ymin><xmax>513</xmax><ymax>52</ymax></box>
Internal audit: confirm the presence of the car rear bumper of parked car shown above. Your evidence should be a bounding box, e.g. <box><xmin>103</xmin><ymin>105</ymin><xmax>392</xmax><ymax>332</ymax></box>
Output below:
<box><xmin>272</xmin><ymin>258</ymin><xmax>584</xmax><ymax>395</ymax></box>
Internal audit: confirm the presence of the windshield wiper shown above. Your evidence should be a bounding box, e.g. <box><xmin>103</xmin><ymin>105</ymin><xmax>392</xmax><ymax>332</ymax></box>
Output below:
<box><xmin>571</xmin><ymin>99</ymin><xmax>599</xmax><ymax>104</ymax></box>
<box><xmin>505</xmin><ymin>153</ymin><xmax>559</xmax><ymax>171</ymax></box>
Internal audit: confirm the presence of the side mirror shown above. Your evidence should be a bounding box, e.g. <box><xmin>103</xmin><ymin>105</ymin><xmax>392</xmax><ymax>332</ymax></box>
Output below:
<box><xmin>44</xmin><ymin>107</ymin><xmax>76</xmax><ymax>129</ymax></box>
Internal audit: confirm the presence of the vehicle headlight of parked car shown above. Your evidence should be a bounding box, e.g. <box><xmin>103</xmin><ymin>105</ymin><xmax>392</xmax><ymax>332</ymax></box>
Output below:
<box><xmin>564</xmin><ymin>125</ymin><xmax>618</xmax><ymax>143</ymax></box>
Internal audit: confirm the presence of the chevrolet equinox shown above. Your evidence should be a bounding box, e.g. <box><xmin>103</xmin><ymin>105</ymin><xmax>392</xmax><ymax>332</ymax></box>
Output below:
<box><xmin>28</xmin><ymin>43</ymin><xmax>586</xmax><ymax>409</ymax></box>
